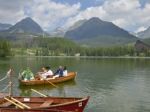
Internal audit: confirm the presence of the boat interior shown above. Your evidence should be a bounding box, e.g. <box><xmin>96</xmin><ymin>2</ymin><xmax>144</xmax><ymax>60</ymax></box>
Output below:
<box><xmin>0</xmin><ymin>96</ymin><xmax>81</xmax><ymax>109</ymax></box>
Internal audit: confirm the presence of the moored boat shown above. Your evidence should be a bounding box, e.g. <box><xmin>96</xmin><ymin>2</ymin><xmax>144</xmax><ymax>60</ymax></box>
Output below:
<box><xmin>0</xmin><ymin>95</ymin><xmax>89</xmax><ymax>112</ymax></box>
<box><xmin>19</xmin><ymin>72</ymin><xmax>77</xmax><ymax>86</ymax></box>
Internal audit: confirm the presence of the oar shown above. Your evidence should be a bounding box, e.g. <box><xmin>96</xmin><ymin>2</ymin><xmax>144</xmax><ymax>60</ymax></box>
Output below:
<box><xmin>31</xmin><ymin>89</ymin><xmax>47</xmax><ymax>97</ymax></box>
<box><xmin>39</xmin><ymin>75</ymin><xmax>58</xmax><ymax>88</ymax></box>
<box><xmin>45</xmin><ymin>79</ymin><xmax>58</xmax><ymax>88</ymax></box>
<box><xmin>4</xmin><ymin>97</ymin><xmax>24</xmax><ymax>109</ymax></box>
<box><xmin>11</xmin><ymin>97</ymin><xmax>31</xmax><ymax>109</ymax></box>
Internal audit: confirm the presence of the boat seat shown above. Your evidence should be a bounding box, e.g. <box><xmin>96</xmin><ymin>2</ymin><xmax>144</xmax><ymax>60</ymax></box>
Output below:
<box><xmin>40</xmin><ymin>100</ymin><xmax>53</xmax><ymax>108</ymax></box>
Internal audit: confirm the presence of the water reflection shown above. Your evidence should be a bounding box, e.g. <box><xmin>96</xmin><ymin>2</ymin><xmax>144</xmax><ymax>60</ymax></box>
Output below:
<box><xmin>18</xmin><ymin>80</ymin><xmax>76</xmax><ymax>97</ymax></box>
<box><xmin>1</xmin><ymin>57</ymin><xmax>150</xmax><ymax>112</ymax></box>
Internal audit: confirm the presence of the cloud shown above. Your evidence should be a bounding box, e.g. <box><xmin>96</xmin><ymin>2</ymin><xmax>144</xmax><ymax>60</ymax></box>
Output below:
<box><xmin>0</xmin><ymin>0</ymin><xmax>150</xmax><ymax>32</ymax></box>
<box><xmin>135</xmin><ymin>26</ymin><xmax>147</xmax><ymax>33</ymax></box>
<box><xmin>64</xmin><ymin>0</ymin><xmax>150</xmax><ymax>32</ymax></box>
<box><xmin>0</xmin><ymin>0</ymin><xmax>80</xmax><ymax>31</ymax></box>
<box><xmin>26</xmin><ymin>0</ymin><xmax>80</xmax><ymax>31</ymax></box>
<box><xmin>0</xmin><ymin>0</ymin><xmax>29</xmax><ymax>24</ymax></box>
<box><xmin>64</xmin><ymin>6</ymin><xmax>107</xmax><ymax>28</ymax></box>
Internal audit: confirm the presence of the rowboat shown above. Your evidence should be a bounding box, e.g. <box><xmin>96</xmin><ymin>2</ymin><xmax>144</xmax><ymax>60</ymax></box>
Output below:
<box><xmin>19</xmin><ymin>72</ymin><xmax>77</xmax><ymax>86</ymax></box>
<box><xmin>0</xmin><ymin>93</ymin><xmax>89</xmax><ymax>112</ymax></box>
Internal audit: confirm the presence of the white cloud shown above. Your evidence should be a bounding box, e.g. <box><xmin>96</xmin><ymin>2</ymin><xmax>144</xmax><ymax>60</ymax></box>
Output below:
<box><xmin>64</xmin><ymin>0</ymin><xmax>150</xmax><ymax>32</ymax></box>
<box><xmin>112</xmin><ymin>18</ymin><xmax>128</xmax><ymax>28</ymax></box>
<box><xmin>27</xmin><ymin>0</ymin><xmax>80</xmax><ymax>31</ymax></box>
<box><xmin>0</xmin><ymin>0</ymin><xmax>29</xmax><ymax>24</ymax></box>
<box><xmin>0</xmin><ymin>0</ymin><xmax>80</xmax><ymax>31</ymax></box>
<box><xmin>64</xmin><ymin>6</ymin><xmax>107</xmax><ymax>28</ymax></box>
<box><xmin>135</xmin><ymin>26</ymin><xmax>147</xmax><ymax>33</ymax></box>
<box><xmin>0</xmin><ymin>0</ymin><xmax>150</xmax><ymax>32</ymax></box>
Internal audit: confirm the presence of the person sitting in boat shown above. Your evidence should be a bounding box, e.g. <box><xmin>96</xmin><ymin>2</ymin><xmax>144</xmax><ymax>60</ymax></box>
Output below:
<box><xmin>40</xmin><ymin>66</ymin><xmax>53</xmax><ymax>79</ymax></box>
<box><xmin>63</xmin><ymin>66</ymin><xmax>68</xmax><ymax>76</ymax></box>
<box><xmin>21</xmin><ymin>68</ymin><xmax>34</xmax><ymax>81</ymax></box>
<box><xmin>53</xmin><ymin>66</ymin><xmax>64</xmax><ymax>78</ymax></box>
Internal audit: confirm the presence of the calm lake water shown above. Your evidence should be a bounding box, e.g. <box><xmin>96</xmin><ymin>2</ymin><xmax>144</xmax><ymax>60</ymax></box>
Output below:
<box><xmin>1</xmin><ymin>57</ymin><xmax>150</xmax><ymax>112</ymax></box>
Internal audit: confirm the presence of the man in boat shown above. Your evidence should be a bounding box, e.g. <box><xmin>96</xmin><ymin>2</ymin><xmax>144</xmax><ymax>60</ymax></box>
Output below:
<box><xmin>20</xmin><ymin>68</ymin><xmax>34</xmax><ymax>81</ymax></box>
<box><xmin>53</xmin><ymin>66</ymin><xmax>64</xmax><ymax>78</ymax></box>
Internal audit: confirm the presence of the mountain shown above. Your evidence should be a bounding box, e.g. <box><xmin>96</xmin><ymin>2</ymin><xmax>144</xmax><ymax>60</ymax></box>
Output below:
<box><xmin>137</xmin><ymin>26</ymin><xmax>150</xmax><ymax>39</ymax></box>
<box><xmin>50</xmin><ymin>27</ymin><xmax>66</xmax><ymax>37</ymax></box>
<box><xmin>65</xmin><ymin>17</ymin><xmax>137</xmax><ymax>46</ymax></box>
<box><xmin>0</xmin><ymin>23</ymin><xmax>12</xmax><ymax>31</ymax></box>
<box><xmin>68</xmin><ymin>19</ymin><xmax>87</xmax><ymax>31</ymax></box>
<box><xmin>7</xmin><ymin>17</ymin><xmax>43</xmax><ymax>34</ymax></box>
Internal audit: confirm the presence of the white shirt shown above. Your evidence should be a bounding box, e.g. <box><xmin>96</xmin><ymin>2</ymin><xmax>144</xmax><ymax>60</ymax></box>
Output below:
<box><xmin>41</xmin><ymin>70</ymin><xmax>53</xmax><ymax>79</ymax></box>
<box><xmin>63</xmin><ymin>70</ymin><xmax>68</xmax><ymax>76</ymax></box>
<box><xmin>47</xmin><ymin>70</ymin><xmax>53</xmax><ymax>76</ymax></box>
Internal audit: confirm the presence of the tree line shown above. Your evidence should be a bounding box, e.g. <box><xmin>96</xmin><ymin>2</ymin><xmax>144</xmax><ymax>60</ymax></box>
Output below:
<box><xmin>0</xmin><ymin>40</ymin><xmax>11</xmax><ymax>57</ymax></box>
<box><xmin>1</xmin><ymin>36</ymin><xmax>150</xmax><ymax>57</ymax></box>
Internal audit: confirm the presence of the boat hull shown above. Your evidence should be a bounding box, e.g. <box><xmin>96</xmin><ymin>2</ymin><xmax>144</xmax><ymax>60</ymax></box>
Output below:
<box><xmin>0</xmin><ymin>96</ymin><xmax>89</xmax><ymax>112</ymax></box>
<box><xmin>19</xmin><ymin>72</ymin><xmax>76</xmax><ymax>86</ymax></box>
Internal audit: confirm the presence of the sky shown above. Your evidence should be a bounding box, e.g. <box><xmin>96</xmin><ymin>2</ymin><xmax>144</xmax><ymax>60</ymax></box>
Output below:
<box><xmin>0</xmin><ymin>0</ymin><xmax>150</xmax><ymax>33</ymax></box>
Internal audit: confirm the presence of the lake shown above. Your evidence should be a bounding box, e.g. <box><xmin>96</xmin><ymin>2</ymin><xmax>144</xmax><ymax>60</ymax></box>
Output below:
<box><xmin>0</xmin><ymin>57</ymin><xmax>150</xmax><ymax>112</ymax></box>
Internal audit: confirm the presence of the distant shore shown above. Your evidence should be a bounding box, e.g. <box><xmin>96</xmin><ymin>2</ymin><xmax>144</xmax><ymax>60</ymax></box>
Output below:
<box><xmin>10</xmin><ymin>55</ymin><xmax>150</xmax><ymax>59</ymax></box>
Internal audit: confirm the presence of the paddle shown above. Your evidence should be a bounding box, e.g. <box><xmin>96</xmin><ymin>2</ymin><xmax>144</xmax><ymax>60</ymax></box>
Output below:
<box><xmin>4</xmin><ymin>97</ymin><xmax>24</xmax><ymax>109</ymax></box>
<box><xmin>31</xmin><ymin>89</ymin><xmax>47</xmax><ymax>97</ymax></box>
<box><xmin>45</xmin><ymin>79</ymin><xmax>58</xmax><ymax>88</ymax></box>
<box><xmin>38</xmin><ymin>75</ymin><xmax>58</xmax><ymax>88</ymax></box>
<box><xmin>11</xmin><ymin>97</ymin><xmax>31</xmax><ymax>109</ymax></box>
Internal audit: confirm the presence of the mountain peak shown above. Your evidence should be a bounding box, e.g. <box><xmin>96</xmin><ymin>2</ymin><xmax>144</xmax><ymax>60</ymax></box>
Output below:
<box><xmin>137</xmin><ymin>26</ymin><xmax>150</xmax><ymax>39</ymax></box>
<box><xmin>65</xmin><ymin>17</ymin><xmax>137</xmax><ymax>46</ymax></box>
<box><xmin>8</xmin><ymin>17</ymin><xmax>43</xmax><ymax>34</ymax></box>
<box><xmin>89</xmin><ymin>17</ymin><xmax>102</xmax><ymax>22</ymax></box>
<box><xmin>22</xmin><ymin>17</ymin><xmax>35</xmax><ymax>22</ymax></box>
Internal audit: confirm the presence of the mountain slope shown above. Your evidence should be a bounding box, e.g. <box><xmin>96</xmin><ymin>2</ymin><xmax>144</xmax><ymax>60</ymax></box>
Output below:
<box><xmin>65</xmin><ymin>17</ymin><xmax>137</xmax><ymax>46</ymax></box>
<box><xmin>137</xmin><ymin>26</ymin><xmax>150</xmax><ymax>39</ymax></box>
<box><xmin>68</xmin><ymin>19</ymin><xmax>87</xmax><ymax>31</ymax></box>
<box><xmin>7</xmin><ymin>17</ymin><xmax>43</xmax><ymax>34</ymax></box>
<box><xmin>0</xmin><ymin>23</ymin><xmax>12</xmax><ymax>31</ymax></box>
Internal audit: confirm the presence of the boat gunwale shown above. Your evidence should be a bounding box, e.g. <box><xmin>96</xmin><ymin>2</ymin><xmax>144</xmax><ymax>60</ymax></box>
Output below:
<box><xmin>19</xmin><ymin>72</ymin><xmax>77</xmax><ymax>85</ymax></box>
<box><xmin>0</xmin><ymin>96</ymin><xmax>89</xmax><ymax>110</ymax></box>
<box><xmin>33</xmin><ymin>96</ymin><xmax>90</xmax><ymax>109</ymax></box>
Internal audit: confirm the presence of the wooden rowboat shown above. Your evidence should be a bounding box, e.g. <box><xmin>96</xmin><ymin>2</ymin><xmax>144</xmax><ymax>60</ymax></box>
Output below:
<box><xmin>19</xmin><ymin>72</ymin><xmax>77</xmax><ymax>86</ymax></box>
<box><xmin>0</xmin><ymin>93</ymin><xmax>89</xmax><ymax>112</ymax></box>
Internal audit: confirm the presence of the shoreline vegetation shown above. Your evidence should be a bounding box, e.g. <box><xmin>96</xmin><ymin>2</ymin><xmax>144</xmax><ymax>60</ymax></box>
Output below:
<box><xmin>0</xmin><ymin>37</ymin><xmax>150</xmax><ymax>57</ymax></box>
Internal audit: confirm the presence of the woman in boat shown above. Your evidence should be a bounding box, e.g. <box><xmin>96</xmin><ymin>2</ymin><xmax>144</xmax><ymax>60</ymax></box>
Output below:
<box><xmin>63</xmin><ymin>66</ymin><xmax>68</xmax><ymax>76</ymax></box>
<box><xmin>39</xmin><ymin>66</ymin><xmax>53</xmax><ymax>79</ymax></box>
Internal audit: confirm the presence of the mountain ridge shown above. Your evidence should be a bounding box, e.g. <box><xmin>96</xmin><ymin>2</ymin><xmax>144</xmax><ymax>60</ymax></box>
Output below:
<box><xmin>7</xmin><ymin>17</ymin><xmax>43</xmax><ymax>34</ymax></box>
<box><xmin>65</xmin><ymin>17</ymin><xmax>137</xmax><ymax>46</ymax></box>
<box><xmin>137</xmin><ymin>26</ymin><xmax>150</xmax><ymax>39</ymax></box>
<box><xmin>0</xmin><ymin>23</ymin><xmax>12</xmax><ymax>31</ymax></box>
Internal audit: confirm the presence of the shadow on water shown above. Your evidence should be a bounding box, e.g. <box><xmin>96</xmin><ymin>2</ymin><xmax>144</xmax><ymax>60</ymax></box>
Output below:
<box><xmin>18</xmin><ymin>80</ymin><xmax>76</xmax><ymax>97</ymax></box>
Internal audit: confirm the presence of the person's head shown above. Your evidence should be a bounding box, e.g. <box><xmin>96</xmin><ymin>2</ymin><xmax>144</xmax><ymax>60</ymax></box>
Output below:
<box><xmin>59</xmin><ymin>66</ymin><xmax>63</xmax><ymax>69</ymax></box>
<box><xmin>42</xmin><ymin>67</ymin><xmax>47</xmax><ymax>72</ymax></box>
<box><xmin>45</xmin><ymin>66</ymin><xmax>51</xmax><ymax>70</ymax></box>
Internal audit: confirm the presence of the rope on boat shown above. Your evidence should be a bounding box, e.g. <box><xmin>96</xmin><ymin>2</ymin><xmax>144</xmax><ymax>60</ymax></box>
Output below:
<box><xmin>0</xmin><ymin>84</ymin><xmax>9</xmax><ymax>92</ymax></box>
<box><xmin>0</xmin><ymin>73</ymin><xmax>8</xmax><ymax>82</ymax></box>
